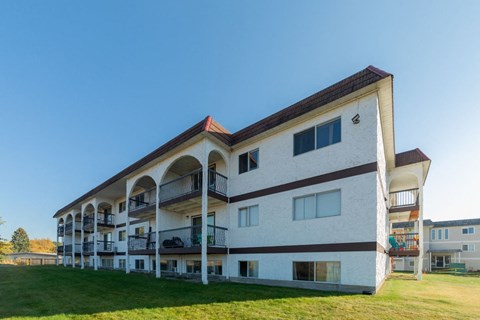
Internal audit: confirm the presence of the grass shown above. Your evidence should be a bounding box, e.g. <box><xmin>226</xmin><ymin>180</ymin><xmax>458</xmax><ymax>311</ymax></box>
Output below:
<box><xmin>1</xmin><ymin>265</ymin><xmax>479</xmax><ymax>319</ymax></box>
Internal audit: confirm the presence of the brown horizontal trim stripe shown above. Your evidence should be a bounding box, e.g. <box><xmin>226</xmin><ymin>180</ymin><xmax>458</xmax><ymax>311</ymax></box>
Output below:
<box><xmin>389</xmin><ymin>204</ymin><xmax>419</xmax><ymax>213</ymax></box>
<box><xmin>229</xmin><ymin>241</ymin><xmax>380</xmax><ymax>254</ymax></box>
<box><xmin>230</xmin><ymin>162</ymin><xmax>377</xmax><ymax>203</ymax></box>
<box><xmin>115</xmin><ymin>218</ymin><xmax>149</xmax><ymax>228</ymax></box>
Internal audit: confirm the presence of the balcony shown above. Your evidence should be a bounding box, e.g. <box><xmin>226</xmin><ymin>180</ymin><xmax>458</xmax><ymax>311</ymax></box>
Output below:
<box><xmin>128</xmin><ymin>188</ymin><xmax>156</xmax><ymax>219</ymax></box>
<box><xmin>64</xmin><ymin>222</ymin><xmax>82</xmax><ymax>235</ymax></box>
<box><xmin>128</xmin><ymin>232</ymin><xmax>156</xmax><ymax>255</ymax></box>
<box><xmin>388</xmin><ymin>233</ymin><xmax>420</xmax><ymax>257</ymax></box>
<box><xmin>158</xmin><ymin>225</ymin><xmax>227</xmax><ymax>254</ymax></box>
<box><xmin>57</xmin><ymin>225</ymin><xmax>65</xmax><ymax>237</ymax></box>
<box><xmin>83</xmin><ymin>241</ymin><xmax>115</xmax><ymax>255</ymax></box>
<box><xmin>57</xmin><ymin>245</ymin><xmax>64</xmax><ymax>253</ymax></box>
<box><xmin>389</xmin><ymin>189</ymin><xmax>419</xmax><ymax>222</ymax></box>
<box><xmin>159</xmin><ymin>169</ymin><xmax>228</xmax><ymax>213</ymax></box>
<box><xmin>83</xmin><ymin>213</ymin><xmax>114</xmax><ymax>231</ymax></box>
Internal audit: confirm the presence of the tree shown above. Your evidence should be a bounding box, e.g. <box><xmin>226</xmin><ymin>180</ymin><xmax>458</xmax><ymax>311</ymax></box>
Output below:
<box><xmin>29</xmin><ymin>238</ymin><xmax>56</xmax><ymax>253</ymax></box>
<box><xmin>11</xmin><ymin>228</ymin><xmax>30</xmax><ymax>253</ymax></box>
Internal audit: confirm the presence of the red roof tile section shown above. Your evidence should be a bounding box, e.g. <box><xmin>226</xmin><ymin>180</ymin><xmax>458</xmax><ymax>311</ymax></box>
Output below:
<box><xmin>395</xmin><ymin>148</ymin><xmax>430</xmax><ymax>167</ymax></box>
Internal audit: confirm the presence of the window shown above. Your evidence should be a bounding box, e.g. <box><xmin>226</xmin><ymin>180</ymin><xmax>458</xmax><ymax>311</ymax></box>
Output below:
<box><xmin>409</xmin><ymin>261</ymin><xmax>415</xmax><ymax>267</ymax></box>
<box><xmin>118</xmin><ymin>201</ymin><xmax>126</xmax><ymax>213</ymax></box>
<box><xmin>294</xmin><ymin>127</ymin><xmax>315</xmax><ymax>156</ymax></box>
<box><xmin>238</xmin><ymin>205</ymin><xmax>259</xmax><ymax>227</ymax></box>
<box><xmin>135</xmin><ymin>227</ymin><xmax>145</xmax><ymax>236</ymax></box>
<box><xmin>135</xmin><ymin>259</ymin><xmax>145</xmax><ymax>270</ymax></box>
<box><xmin>293</xmin><ymin>190</ymin><xmax>341</xmax><ymax>221</ymax></box>
<box><xmin>161</xmin><ymin>259</ymin><xmax>177</xmax><ymax>272</ymax></box>
<box><xmin>462</xmin><ymin>244</ymin><xmax>475</xmax><ymax>252</ymax></box>
<box><xmin>438</xmin><ymin>229</ymin><xmax>442</xmax><ymax>240</ymax></box>
<box><xmin>293</xmin><ymin>261</ymin><xmax>341</xmax><ymax>283</ymax></box>
<box><xmin>444</xmin><ymin>229</ymin><xmax>449</xmax><ymax>240</ymax></box>
<box><xmin>294</xmin><ymin>118</ymin><xmax>341</xmax><ymax>156</ymax></box>
<box><xmin>462</xmin><ymin>227</ymin><xmax>475</xmax><ymax>235</ymax></box>
<box><xmin>239</xmin><ymin>261</ymin><xmax>259</xmax><ymax>278</ymax></box>
<box><xmin>186</xmin><ymin>260</ymin><xmax>201</xmax><ymax>273</ymax></box>
<box><xmin>186</xmin><ymin>260</ymin><xmax>222</xmax><ymax>275</ymax></box>
<box><xmin>431</xmin><ymin>229</ymin><xmax>436</xmax><ymax>240</ymax></box>
<box><xmin>208</xmin><ymin>260</ymin><xmax>223</xmax><ymax>275</ymax></box>
<box><xmin>102</xmin><ymin>258</ymin><xmax>113</xmax><ymax>268</ymax></box>
<box><xmin>239</xmin><ymin>149</ymin><xmax>259</xmax><ymax>174</ymax></box>
<box><xmin>118</xmin><ymin>230</ymin><xmax>126</xmax><ymax>242</ymax></box>
<box><xmin>119</xmin><ymin>259</ymin><xmax>126</xmax><ymax>269</ymax></box>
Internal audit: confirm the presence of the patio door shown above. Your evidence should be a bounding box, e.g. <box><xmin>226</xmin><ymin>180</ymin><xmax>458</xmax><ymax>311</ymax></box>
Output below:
<box><xmin>432</xmin><ymin>255</ymin><xmax>451</xmax><ymax>268</ymax></box>
<box><xmin>191</xmin><ymin>213</ymin><xmax>215</xmax><ymax>246</ymax></box>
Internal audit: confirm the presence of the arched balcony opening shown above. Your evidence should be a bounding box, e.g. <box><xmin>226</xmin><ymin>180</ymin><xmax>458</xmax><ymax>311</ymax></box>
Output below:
<box><xmin>128</xmin><ymin>175</ymin><xmax>157</xmax><ymax>219</ymax></box>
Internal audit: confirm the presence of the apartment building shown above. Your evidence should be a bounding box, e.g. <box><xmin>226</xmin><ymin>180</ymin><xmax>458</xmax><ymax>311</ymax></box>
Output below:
<box><xmin>392</xmin><ymin>218</ymin><xmax>480</xmax><ymax>272</ymax></box>
<box><xmin>54</xmin><ymin>66</ymin><xmax>431</xmax><ymax>293</ymax></box>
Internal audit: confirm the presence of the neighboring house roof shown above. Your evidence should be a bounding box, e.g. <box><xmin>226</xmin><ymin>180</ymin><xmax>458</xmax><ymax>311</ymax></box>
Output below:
<box><xmin>427</xmin><ymin>249</ymin><xmax>462</xmax><ymax>253</ymax></box>
<box><xmin>54</xmin><ymin>65</ymin><xmax>392</xmax><ymax>218</ymax></box>
<box><xmin>395</xmin><ymin>148</ymin><xmax>430</xmax><ymax>167</ymax></box>
<box><xmin>393</xmin><ymin>218</ymin><xmax>480</xmax><ymax>229</ymax></box>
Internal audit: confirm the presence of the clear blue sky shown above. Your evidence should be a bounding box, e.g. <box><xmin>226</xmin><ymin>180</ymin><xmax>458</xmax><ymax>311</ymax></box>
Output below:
<box><xmin>1</xmin><ymin>1</ymin><xmax>479</xmax><ymax>240</ymax></box>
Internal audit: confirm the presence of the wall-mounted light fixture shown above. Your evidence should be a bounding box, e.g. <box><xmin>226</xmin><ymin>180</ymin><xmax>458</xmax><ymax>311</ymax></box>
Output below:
<box><xmin>352</xmin><ymin>114</ymin><xmax>360</xmax><ymax>124</ymax></box>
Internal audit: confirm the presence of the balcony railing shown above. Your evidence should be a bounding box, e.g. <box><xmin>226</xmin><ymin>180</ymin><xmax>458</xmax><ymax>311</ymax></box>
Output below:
<box><xmin>83</xmin><ymin>213</ymin><xmax>114</xmax><ymax>230</ymax></box>
<box><xmin>64</xmin><ymin>222</ymin><xmax>81</xmax><ymax>234</ymax></box>
<box><xmin>83</xmin><ymin>241</ymin><xmax>114</xmax><ymax>253</ymax></box>
<box><xmin>128</xmin><ymin>232</ymin><xmax>156</xmax><ymax>251</ymax></box>
<box><xmin>158</xmin><ymin>225</ymin><xmax>227</xmax><ymax>249</ymax></box>
<box><xmin>389</xmin><ymin>189</ymin><xmax>419</xmax><ymax>209</ymax></box>
<box><xmin>159</xmin><ymin>169</ymin><xmax>227</xmax><ymax>204</ymax></box>
<box><xmin>57</xmin><ymin>245</ymin><xmax>64</xmax><ymax>252</ymax></box>
<box><xmin>389</xmin><ymin>233</ymin><xmax>419</xmax><ymax>254</ymax></box>
<box><xmin>64</xmin><ymin>244</ymin><xmax>72</xmax><ymax>253</ymax></box>
<box><xmin>57</xmin><ymin>225</ymin><xmax>65</xmax><ymax>236</ymax></box>
<box><xmin>129</xmin><ymin>188</ymin><xmax>156</xmax><ymax>212</ymax></box>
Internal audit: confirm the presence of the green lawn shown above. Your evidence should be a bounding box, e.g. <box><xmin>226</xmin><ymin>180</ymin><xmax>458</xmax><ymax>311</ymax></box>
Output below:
<box><xmin>0</xmin><ymin>265</ymin><xmax>479</xmax><ymax>319</ymax></box>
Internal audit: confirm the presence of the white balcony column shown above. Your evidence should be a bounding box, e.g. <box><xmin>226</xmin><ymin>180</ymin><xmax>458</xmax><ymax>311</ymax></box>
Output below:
<box><xmin>417</xmin><ymin>186</ymin><xmax>424</xmax><ymax>280</ymax></box>
<box><xmin>201</xmin><ymin>142</ymin><xmax>209</xmax><ymax>285</ymax></box>
<box><xmin>72</xmin><ymin>218</ymin><xmax>76</xmax><ymax>268</ymax></box>
<box><xmin>56</xmin><ymin>226</ymin><xmax>59</xmax><ymax>266</ymax></box>
<box><xmin>126</xmin><ymin>198</ymin><xmax>130</xmax><ymax>274</ymax></box>
<box><xmin>93</xmin><ymin>207</ymin><xmax>98</xmax><ymax>271</ymax></box>
<box><xmin>155</xmin><ymin>185</ymin><xmax>161</xmax><ymax>278</ymax></box>
<box><xmin>81</xmin><ymin>213</ymin><xmax>84</xmax><ymax>269</ymax></box>
<box><xmin>413</xmin><ymin>220</ymin><xmax>419</xmax><ymax>277</ymax></box>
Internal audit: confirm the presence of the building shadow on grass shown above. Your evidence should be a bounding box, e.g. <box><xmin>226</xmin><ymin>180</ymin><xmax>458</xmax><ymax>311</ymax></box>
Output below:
<box><xmin>0</xmin><ymin>265</ymin><xmax>355</xmax><ymax>318</ymax></box>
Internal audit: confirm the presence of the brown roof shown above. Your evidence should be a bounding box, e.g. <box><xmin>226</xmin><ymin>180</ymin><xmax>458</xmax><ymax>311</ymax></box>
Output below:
<box><xmin>54</xmin><ymin>65</ymin><xmax>392</xmax><ymax>217</ymax></box>
<box><xmin>231</xmin><ymin>65</ymin><xmax>391</xmax><ymax>144</ymax></box>
<box><xmin>395</xmin><ymin>148</ymin><xmax>430</xmax><ymax>167</ymax></box>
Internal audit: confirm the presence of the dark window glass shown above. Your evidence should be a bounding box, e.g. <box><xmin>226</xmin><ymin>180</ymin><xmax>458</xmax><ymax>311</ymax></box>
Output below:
<box><xmin>293</xmin><ymin>261</ymin><xmax>314</xmax><ymax>281</ymax></box>
<box><xmin>135</xmin><ymin>259</ymin><xmax>144</xmax><ymax>270</ymax></box>
<box><xmin>317</xmin><ymin>118</ymin><xmax>341</xmax><ymax>149</ymax></box>
<box><xmin>118</xmin><ymin>201</ymin><xmax>126</xmax><ymax>213</ymax></box>
<box><xmin>249</xmin><ymin>149</ymin><xmax>259</xmax><ymax>170</ymax></box>
<box><xmin>239</xmin><ymin>261</ymin><xmax>248</xmax><ymax>277</ymax></box>
<box><xmin>294</xmin><ymin>127</ymin><xmax>315</xmax><ymax>156</ymax></box>
<box><xmin>239</xmin><ymin>153</ymin><xmax>248</xmax><ymax>174</ymax></box>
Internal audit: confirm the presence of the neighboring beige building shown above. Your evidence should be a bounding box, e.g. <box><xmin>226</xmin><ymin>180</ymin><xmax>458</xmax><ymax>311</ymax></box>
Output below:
<box><xmin>6</xmin><ymin>252</ymin><xmax>58</xmax><ymax>265</ymax></box>
<box><xmin>393</xmin><ymin>218</ymin><xmax>480</xmax><ymax>272</ymax></box>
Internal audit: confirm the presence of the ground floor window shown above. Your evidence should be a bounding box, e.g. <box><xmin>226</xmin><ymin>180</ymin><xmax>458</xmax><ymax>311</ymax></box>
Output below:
<box><xmin>161</xmin><ymin>259</ymin><xmax>177</xmax><ymax>272</ymax></box>
<box><xmin>118</xmin><ymin>259</ymin><xmax>126</xmax><ymax>269</ymax></box>
<box><xmin>102</xmin><ymin>258</ymin><xmax>113</xmax><ymax>268</ymax></box>
<box><xmin>239</xmin><ymin>261</ymin><xmax>259</xmax><ymax>278</ymax></box>
<box><xmin>186</xmin><ymin>260</ymin><xmax>222</xmax><ymax>275</ymax></box>
<box><xmin>293</xmin><ymin>261</ymin><xmax>340</xmax><ymax>283</ymax></box>
<box><xmin>135</xmin><ymin>259</ymin><xmax>145</xmax><ymax>270</ymax></box>
<box><xmin>208</xmin><ymin>260</ymin><xmax>222</xmax><ymax>275</ymax></box>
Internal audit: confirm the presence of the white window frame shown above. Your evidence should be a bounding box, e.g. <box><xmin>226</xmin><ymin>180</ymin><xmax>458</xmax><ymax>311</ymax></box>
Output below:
<box><xmin>437</xmin><ymin>229</ymin><xmax>442</xmax><ymax>240</ymax></box>
<box><xmin>239</xmin><ymin>260</ymin><xmax>259</xmax><ymax>278</ymax></box>
<box><xmin>462</xmin><ymin>227</ymin><xmax>475</xmax><ymax>235</ymax></box>
<box><xmin>292</xmin><ymin>261</ymin><xmax>341</xmax><ymax>283</ymax></box>
<box><xmin>238</xmin><ymin>148</ymin><xmax>259</xmax><ymax>174</ymax></box>
<box><xmin>444</xmin><ymin>228</ymin><xmax>449</xmax><ymax>240</ymax></box>
<box><xmin>293</xmin><ymin>189</ymin><xmax>341</xmax><ymax>221</ymax></box>
<box><xmin>431</xmin><ymin>229</ymin><xmax>436</xmax><ymax>240</ymax></box>
<box><xmin>238</xmin><ymin>205</ymin><xmax>259</xmax><ymax>228</ymax></box>
<box><xmin>462</xmin><ymin>244</ymin><xmax>475</xmax><ymax>252</ymax></box>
